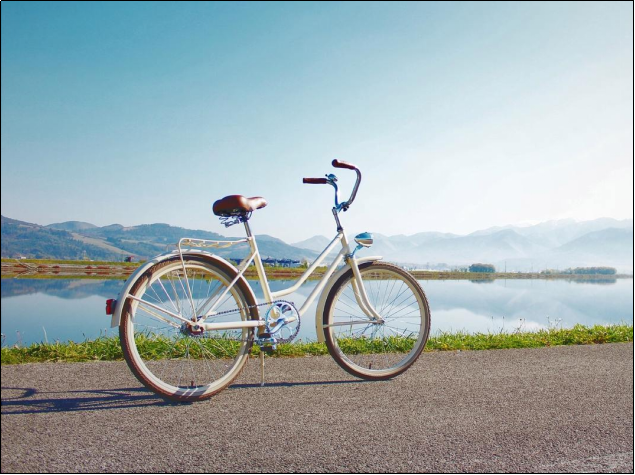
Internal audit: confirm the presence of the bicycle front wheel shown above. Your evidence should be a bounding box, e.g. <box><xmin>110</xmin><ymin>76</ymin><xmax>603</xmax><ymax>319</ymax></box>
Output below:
<box><xmin>323</xmin><ymin>262</ymin><xmax>430</xmax><ymax>380</ymax></box>
<box><xmin>120</xmin><ymin>255</ymin><xmax>258</xmax><ymax>402</ymax></box>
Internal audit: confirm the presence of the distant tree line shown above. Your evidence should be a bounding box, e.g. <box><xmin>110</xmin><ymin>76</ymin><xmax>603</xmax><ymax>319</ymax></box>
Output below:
<box><xmin>541</xmin><ymin>267</ymin><xmax>617</xmax><ymax>275</ymax></box>
<box><xmin>469</xmin><ymin>263</ymin><xmax>496</xmax><ymax>273</ymax></box>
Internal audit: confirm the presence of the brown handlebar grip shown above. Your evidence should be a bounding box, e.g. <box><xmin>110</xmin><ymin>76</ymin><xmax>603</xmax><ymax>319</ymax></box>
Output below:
<box><xmin>303</xmin><ymin>177</ymin><xmax>328</xmax><ymax>184</ymax></box>
<box><xmin>332</xmin><ymin>159</ymin><xmax>357</xmax><ymax>170</ymax></box>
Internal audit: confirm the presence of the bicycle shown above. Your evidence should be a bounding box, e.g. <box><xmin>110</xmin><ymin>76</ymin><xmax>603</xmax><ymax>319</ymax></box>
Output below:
<box><xmin>106</xmin><ymin>160</ymin><xmax>431</xmax><ymax>402</ymax></box>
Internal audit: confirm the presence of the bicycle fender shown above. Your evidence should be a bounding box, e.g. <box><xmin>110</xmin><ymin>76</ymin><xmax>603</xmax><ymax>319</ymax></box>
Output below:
<box><xmin>110</xmin><ymin>250</ymin><xmax>257</xmax><ymax>328</ymax></box>
<box><xmin>314</xmin><ymin>256</ymin><xmax>383</xmax><ymax>343</ymax></box>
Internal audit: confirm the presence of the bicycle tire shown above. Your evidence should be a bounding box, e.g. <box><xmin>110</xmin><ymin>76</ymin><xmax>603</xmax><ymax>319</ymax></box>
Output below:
<box><xmin>323</xmin><ymin>262</ymin><xmax>430</xmax><ymax>380</ymax></box>
<box><xmin>120</xmin><ymin>255</ymin><xmax>258</xmax><ymax>402</ymax></box>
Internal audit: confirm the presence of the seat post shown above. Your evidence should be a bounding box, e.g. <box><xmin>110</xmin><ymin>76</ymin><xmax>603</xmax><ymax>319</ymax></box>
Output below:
<box><xmin>243</xmin><ymin>219</ymin><xmax>253</xmax><ymax>238</ymax></box>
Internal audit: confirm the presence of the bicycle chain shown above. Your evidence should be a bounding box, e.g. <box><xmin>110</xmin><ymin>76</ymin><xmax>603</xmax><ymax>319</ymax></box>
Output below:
<box><xmin>206</xmin><ymin>299</ymin><xmax>301</xmax><ymax>344</ymax></box>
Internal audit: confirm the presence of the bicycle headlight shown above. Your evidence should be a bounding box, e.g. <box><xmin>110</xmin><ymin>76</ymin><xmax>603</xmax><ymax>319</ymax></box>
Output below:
<box><xmin>354</xmin><ymin>232</ymin><xmax>374</xmax><ymax>248</ymax></box>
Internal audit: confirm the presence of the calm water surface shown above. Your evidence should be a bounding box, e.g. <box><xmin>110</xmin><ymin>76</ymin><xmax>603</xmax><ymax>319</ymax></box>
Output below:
<box><xmin>1</xmin><ymin>277</ymin><xmax>632</xmax><ymax>346</ymax></box>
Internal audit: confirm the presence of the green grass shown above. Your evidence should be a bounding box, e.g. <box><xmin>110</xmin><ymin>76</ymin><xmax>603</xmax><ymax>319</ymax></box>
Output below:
<box><xmin>1</xmin><ymin>324</ymin><xmax>632</xmax><ymax>364</ymax></box>
<box><xmin>426</xmin><ymin>323</ymin><xmax>633</xmax><ymax>351</ymax></box>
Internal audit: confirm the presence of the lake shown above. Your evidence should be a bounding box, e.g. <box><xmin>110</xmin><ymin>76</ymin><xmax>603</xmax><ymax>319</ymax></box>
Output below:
<box><xmin>1</xmin><ymin>277</ymin><xmax>632</xmax><ymax>346</ymax></box>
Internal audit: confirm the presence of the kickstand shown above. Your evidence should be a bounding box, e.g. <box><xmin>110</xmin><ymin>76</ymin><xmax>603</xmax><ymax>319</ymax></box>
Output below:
<box><xmin>259</xmin><ymin>349</ymin><xmax>265</xmax><ymax>387</ymax></box>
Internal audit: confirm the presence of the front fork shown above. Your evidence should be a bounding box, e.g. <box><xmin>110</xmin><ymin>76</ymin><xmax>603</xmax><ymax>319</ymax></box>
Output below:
<box><xmin>346</xmin><ymin>256</ymin><xmax>384</xmax><ymax>323</ymax></box>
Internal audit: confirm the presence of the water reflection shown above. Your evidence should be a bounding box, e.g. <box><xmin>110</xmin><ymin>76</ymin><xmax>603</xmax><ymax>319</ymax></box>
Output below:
<box><xmin>1</xmin><ymin>277</ymin><xmax>632</xmax><ymax>346</ymax></box>
<box><xmin>421</xmin><ymin>278</ymin><xmax>632</xmax><ymax>334</ymax></box>
<box><xmin>570</xmin><ymin>278</ymin><xmax>618</xmax><ymax>285</ymax></box>
<box><xmin>1</xmin><ymin>279</ymin><xmax>124</xmax><ymax>299</ymax></box>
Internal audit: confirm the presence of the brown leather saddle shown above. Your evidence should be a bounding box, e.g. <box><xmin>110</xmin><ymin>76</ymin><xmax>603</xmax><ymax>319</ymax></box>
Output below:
<box><xmin>212</xmin><ymin>195</ymin><xmax>267</xmax><ymax>217</ymax></box>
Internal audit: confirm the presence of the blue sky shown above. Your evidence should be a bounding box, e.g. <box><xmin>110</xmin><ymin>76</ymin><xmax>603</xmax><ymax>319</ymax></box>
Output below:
<box><xmin>1</xmin><ymin>2</ymin><xmax>632</xmax><ymax>243</ymax></box>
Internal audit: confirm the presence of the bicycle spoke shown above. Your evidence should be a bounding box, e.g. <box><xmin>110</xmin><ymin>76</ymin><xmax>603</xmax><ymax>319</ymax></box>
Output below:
<box><xmin>136</xmin><ymin>302</ymin><xmax>182</xmax><ymax>328</ymax></box>
<box><xmin>121</xmin><ymin>256</ymin><xmax>255</xmax><ymax>401</ymax></box>
<box><xmin>325</xmin><ymin>263</ymin><xmax>430</xmax><ymax>378</ymax></box>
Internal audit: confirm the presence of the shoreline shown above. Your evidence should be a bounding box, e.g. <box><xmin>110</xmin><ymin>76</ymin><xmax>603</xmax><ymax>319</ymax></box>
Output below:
<box><xmin>2</xmin><ymin>258</ymin><xmax>632</xmax><ymax>281</ymax></box>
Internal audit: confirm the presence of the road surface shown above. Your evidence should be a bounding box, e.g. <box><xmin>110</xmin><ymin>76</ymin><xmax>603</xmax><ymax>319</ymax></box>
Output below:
<box><xmin>2</xmin><ymin>343</ymin><xmax>633</xmax><ymax>472</ymax></box>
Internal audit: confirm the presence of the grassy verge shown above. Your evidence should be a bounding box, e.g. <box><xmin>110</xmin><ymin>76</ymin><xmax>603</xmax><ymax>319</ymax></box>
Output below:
<box><xmin>1</xmin><ymin>324</ymin><xmax>632</xmax><ymax>365</ymax></box>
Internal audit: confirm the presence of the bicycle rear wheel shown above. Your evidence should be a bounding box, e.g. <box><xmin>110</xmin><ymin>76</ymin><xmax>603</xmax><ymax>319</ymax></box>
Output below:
<box><xmin>323</xmin><ymin>262</ymin><xmax>430</xmax><ymax>380</ymax></box>
<box><xmin>120</xmin><ymin>255</ymin><xmax>258</xmax><ymax>402</ymax></box>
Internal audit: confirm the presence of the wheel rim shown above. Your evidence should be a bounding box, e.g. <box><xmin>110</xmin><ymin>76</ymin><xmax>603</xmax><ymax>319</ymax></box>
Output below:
<box><xmin>326</xmin><ymin>265</ymin><xmax>428</xmax><ymax>377</ymax></box>
<box><xmin>122</xmin><ymin>260</ymin><xmax>252</xmax><ymax>398</ymax></box>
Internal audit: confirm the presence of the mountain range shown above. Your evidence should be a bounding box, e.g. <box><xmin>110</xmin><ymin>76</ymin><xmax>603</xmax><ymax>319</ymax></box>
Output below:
<box><xmin>292</xmin><ymin>218</ymin><xmax>633</xmax><ymax>273</ymax></box>
<box><xmin>1</xmin><ymin>216</ymin><xmax>317</xmax><ymax>263</ymax></box>
<box><xmin>1</xmin><ymin>215</ymin><xmax>632</xmax><ymax>273</ymax></box>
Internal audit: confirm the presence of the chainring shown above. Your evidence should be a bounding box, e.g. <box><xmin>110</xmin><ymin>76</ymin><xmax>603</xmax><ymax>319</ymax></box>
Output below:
<box><xmin>264</xmin><ymin>300</ymin><xmax>301</xmax><ymax>344</ymax></box>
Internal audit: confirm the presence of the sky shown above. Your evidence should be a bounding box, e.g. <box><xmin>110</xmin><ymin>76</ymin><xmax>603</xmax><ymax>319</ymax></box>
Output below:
<box><xmin>1</xmin><ymin>1</ymin><xmax>633</xmax><ymax>243</ymax></box>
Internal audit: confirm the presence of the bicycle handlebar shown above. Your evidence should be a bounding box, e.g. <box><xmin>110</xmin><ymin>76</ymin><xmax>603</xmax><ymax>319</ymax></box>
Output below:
<box><xmin>303</xmin><ymin>177</ymin><xmax>328</xmax><ymax>184</ymax></box>
<box><xmin>302</xmin><ymin>159</ymin><xmax>362</xmax><ymax>212</ymax></box>
<box><xmin>340</xmin><ymin>161</ymin><xmax>362</xmax><ymax>211</ymax></box>
<box><xmin>332</xmin><ymin>159</ymin><xmax>356</xmax><ymax>170</ymax></box>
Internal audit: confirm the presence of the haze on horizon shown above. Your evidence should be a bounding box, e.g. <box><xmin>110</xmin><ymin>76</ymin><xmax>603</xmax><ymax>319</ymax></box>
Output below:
<box><xmin>1</xmin><ymin>2</ymin><xmax>633</xmax><ymax>243</ymax></box>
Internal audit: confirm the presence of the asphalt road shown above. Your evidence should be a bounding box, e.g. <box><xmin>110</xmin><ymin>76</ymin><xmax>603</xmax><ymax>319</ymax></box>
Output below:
<box><xmin>2</xmin><ymin>343</ymin><xmax>633</xmax><ymax>473</ymax></box>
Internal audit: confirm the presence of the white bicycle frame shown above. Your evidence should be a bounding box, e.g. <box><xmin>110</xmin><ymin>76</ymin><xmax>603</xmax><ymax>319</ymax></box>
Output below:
<box><xmin>177</xmin><ymin>222</ymin><xmax>383</xmax><ymax>337</ymax></box>
<box><xmin>110</xmin><ymin>159</ymin><xmax>383</xmax><ymax>342</ymax></box>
